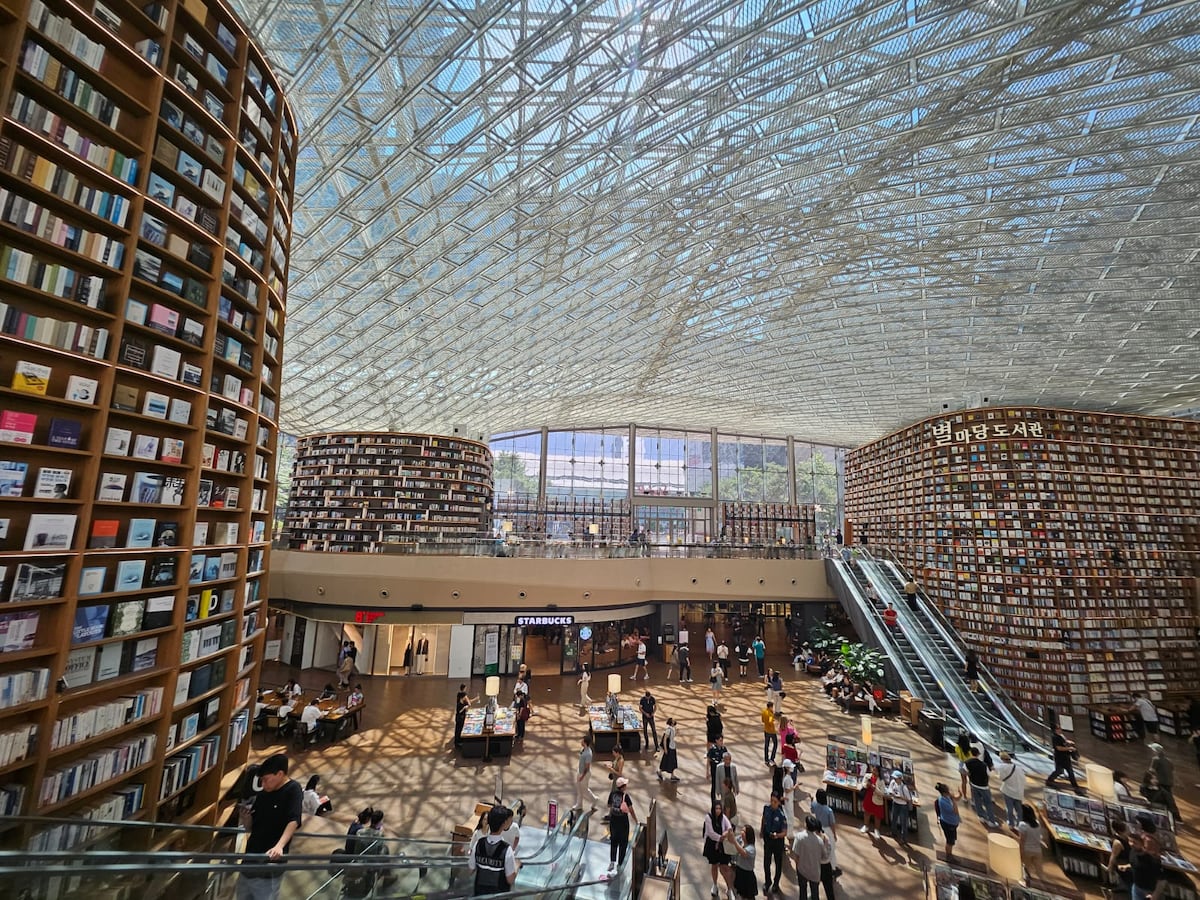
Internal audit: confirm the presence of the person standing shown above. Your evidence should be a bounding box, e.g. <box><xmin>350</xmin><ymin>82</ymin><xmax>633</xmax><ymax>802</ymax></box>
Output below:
<box><xmin>1133</xmin><ymin>693</ymin><xmax>1159</xmax><ymax>738</ymax></box>
<box><xmin>860</xmin><ymin>765</ymin><xmax>886</xmax><ymax>838</ymax></box>
<box><xmin>1146</xmin><ymin>742</ymin><xmax>1181</xmax><ymax>820</ymax></box>
<box><xmin>575</xmin><ymin>734</ymin><xmax>597</xmax><ymax>810</ymax></box>
<box><xmin>752</xmin><ymin>636</ymin><xmax>767</xmax><ymax>679</ymax></box>
<box><xmin>703</xmin><ymin>800</ymin><xmax>735</xmax><ymax>898</ymax></box>
<box><xmin>810</xmin><ymin>789</ymin><xmax>839</xmax><ymax>876</ymax></box>
<box><xmin>720</xmin><ymin>751</ymin><xmax>740</xmax><ymax>800</ymax></box>
<box><xmin>657</xmin><ymin>717</ymin><xmax>679</xmax><ymax>782</ymax></box>
<box><xmin>1017</xmin><ymin>803</ymin><xmax>1043</xmax><ymax>883</ymax></box>
<box><xmin>454</xmin><ymin>684</ymin><xmax>475</xmax><ymax>747</ymax></box>
<box><xmin>710</xmin><ymin>659</ymin><xmax>724</xmax><ymax>704</ymax></box>
<box><xmin>577</xmin><ymin>664</ymin><xmax>592</xmax><ymax>708</ymax></box>
<box><xmin>761</xmin><ymin>702</ymin><xmax>777</xmax><ymax>766</ymax></box>
<box><xmin>996</xmin><ymin>751</ymin><xmax>1026</xmax><ymax>829</ymax></box>
<box><xmin>736</xmin><ymin>641</ymin><xmax>751</xmax><ymax>678</ymax></box>
<box><xmin>964</xmin><ymin>648</ymin><xmax>981</xmax><ymax>692</ymax></box>
<box><xmin>634</xmin><ymin>636</ymin><xmax>649</xmax><ymax>682</ymax></box>
<box><xmin>678</xmin><ymin>644</ymin><xmax>693</xmax><ymax>683</ymax></box>
<box><xmin>639</xmin><ymin>689</ymin><xmax>659</xmax><ymax>751</ymax></box>
<box><xmin>706</xmin><ymin>736</ymin><xmax>727</xmax><ymax>802</ymax></box>
<box><xmin>469</xmin><ymin>805</ymin><xmax>519</xmax><ymax>895</ymax></box>
<box><xmin>717</xmin><ymin>639</ymin><xmax>731</xmax><ymax>679</ymax></box>
<box><xmin>605</xmin><ymin>776</ymin><xmax>637</xmax><ymax>876</ymax></box>
<box><xmin>767</xmin><ymin>670</ymin><xmax>784</xmax><ymax>715</ymax></box>
<box><xmin>729</xmin><ymin>824</ymin><xmax>758</xmax><ymax>899</ymax></box>
<box><xmin>705</xmin><ymin>627</ymin><xmax>717</xmax><ymax>661</ymax></box>
<box><xmin>1130</xmin><ymin>831</ymin><xmax>1164</xmax><ymax>900</ymax></box>
<box><xmin>237</xmin><ymin>754</ymin><xmax>303</xmax><ymax>900</ymax></box>
<box><xmin>761</xmin><ymin>792</ymin><xmax>788</xmax><ymax>895</ymax></box>
<box><xmin>960</xmin><ymin>749</ymin><xmax>999</xmax><ymax>828</ymax></box>
<box><xmin>934</xmin><ymin>782</ymin><xmax>961</xmax><ymax>861</ymax></box>
<box><xmin>887</xmin><ymin>772</ymin><xmax>915</xmax><ymax>843</ymax></box>
<box><xmin>902</xmin><ymin>577</ymin><xmax>918</xmax><ymax>612</ymax></box>
<box><xmin>1046</xmin><ymin>724</ymin><xmax>1081</xmax><ymax>792</ymax></box>
<box><xmin>790</xmin><ymin>815</ymin><xmax>824</xmax><ymax>900</ymax></box>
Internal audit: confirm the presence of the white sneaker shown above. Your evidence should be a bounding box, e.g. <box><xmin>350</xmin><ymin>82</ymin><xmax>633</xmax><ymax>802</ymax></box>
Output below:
<box><xmin>871</xmin><ymin>829</ymin><xmax>881</xmax><ymax>839</ymax></box>
<box><xmin>859</xmin><ymin>825</ymin><xmax>869</xmax><ymax>834</ymax></box>
<box><xmin>608</xmin><ymin>862</ymin><xmax>617</xmax><ymax>874</ymax></box>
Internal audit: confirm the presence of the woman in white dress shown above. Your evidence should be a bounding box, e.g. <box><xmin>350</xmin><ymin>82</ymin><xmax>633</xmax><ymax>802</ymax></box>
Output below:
<box><xmin>578</xmin><ymin>664</ymin><xmax>592</xmax><ymax>708</ymax></box>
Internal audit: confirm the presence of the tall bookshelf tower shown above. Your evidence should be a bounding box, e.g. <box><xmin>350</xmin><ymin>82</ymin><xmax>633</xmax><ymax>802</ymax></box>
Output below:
<box><xmin>284</xmin><ymin>433</ymin><xmax>493</xmax><ymax>551</ymax></box>
<box><xmin>0</xmin><ymin>0</ymin><xmax>293</xmax><ymax>844</ymax></box>
<box><xmin>845</xmin><ymin>407</ymin><xmax>1200</xmax><ymax>716</ymax></box>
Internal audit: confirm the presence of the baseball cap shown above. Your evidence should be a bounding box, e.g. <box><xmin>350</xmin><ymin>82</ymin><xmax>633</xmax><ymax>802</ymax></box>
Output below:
<box><xmin>782</xmin><ymin>759</ymin><xmax>795</xmax><ymax>770</ymax></box>
<box><xmin>1148</xmin><ymin>742</ymin><xmax>1164</xmax><ymax>753</ymax></box>
<box><xmin>616</xmin><ymin>776</ymin><xmax>629</xmax><ymax>788</ymax></box>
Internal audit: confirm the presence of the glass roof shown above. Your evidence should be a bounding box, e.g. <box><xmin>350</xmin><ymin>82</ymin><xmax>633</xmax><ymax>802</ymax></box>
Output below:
<box><xmin>234</xmin><ymin>0</ymin><xmax>1200</xmax><ymax>446</ymax></box>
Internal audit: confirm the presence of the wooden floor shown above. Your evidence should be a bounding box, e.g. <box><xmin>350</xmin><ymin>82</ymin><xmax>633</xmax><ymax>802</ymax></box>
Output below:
<box><xmin>261</xmin><ymin>622</ymin><xmax>1200</xmax><ymax>899</ymax></box>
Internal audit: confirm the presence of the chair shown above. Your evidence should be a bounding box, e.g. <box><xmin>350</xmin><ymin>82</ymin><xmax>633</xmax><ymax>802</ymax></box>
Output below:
<box><xmin>263</xmin><ymin>715</ymin><xmax>285</xmax><ymax>742</ymax></box>
<box><xmin>294</xmin><ymin>722</ymin><xmax>320</xmax><ymax>750</ymax></box>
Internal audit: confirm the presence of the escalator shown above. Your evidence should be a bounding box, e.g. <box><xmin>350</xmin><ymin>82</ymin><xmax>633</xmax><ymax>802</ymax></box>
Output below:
<box><xmin>0</xmin><ymin>807</ymin><xmax>618</xmax><ymax>899</ymax></box>
<box><xmin>827</xmin><ymin>553</ymin><xmax>1055</xmax><ymax>775</ymax></box>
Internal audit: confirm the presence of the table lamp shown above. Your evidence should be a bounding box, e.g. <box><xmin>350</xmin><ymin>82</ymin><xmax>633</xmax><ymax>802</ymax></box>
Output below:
<box><xmin>987</xmin><ymin>833</ymin><xmax>1022</xmax><ymax>881</ymax></box>
<box><xmin>485</xmin><ymin>675</ymin><xmax>500</xmax><ymax>698</ymax></box>
<box><xmin>860</xmin><ymin>715</ymin><xmax>873</xmax><ymax>746</ymax></box>
<box><xmin>1085</xmin><ymin>763</ymin><xmax>1115</xmax><ymax>798</ymax></box>
<box><xmin>608</xmin><ymin>674</ymin><xmax>621</xmax><ymax>695</ymax></box>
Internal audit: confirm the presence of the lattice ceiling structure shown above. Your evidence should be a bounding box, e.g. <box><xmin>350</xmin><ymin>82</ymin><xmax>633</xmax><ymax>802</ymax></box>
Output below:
<box><xmin>233</xmin><ymin>0</ymin><xmax>1200</xmax><ymax>447</ymax></box>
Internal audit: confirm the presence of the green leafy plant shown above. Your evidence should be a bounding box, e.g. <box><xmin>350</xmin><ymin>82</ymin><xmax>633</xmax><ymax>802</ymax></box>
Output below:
<box><xmin>809</xmin><ymin>621</ymin><xmax>845</xmax><ymax>654</ymax></box>
<box><xmin>839</xmin><ymin>642</ymin><xmax>886</xmax><ymax>683</ymax></box>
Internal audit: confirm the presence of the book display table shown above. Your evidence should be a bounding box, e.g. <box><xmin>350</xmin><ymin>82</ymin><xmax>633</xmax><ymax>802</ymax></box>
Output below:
<box><xmin>820</xmin><ymin>738</ymin><xmax>919</xmax><ymax>835</ymax></box>
<box><xmin>459</xmin><ymin>707</ymin><xmax>516</xmax><ymax>759</ymax></box>
<box><xmin>929</xmin><ymin>863</ymin><xmax>1073</xmax><ymax>900</ymax></box>
<box><xmin>587</xmin><ymin>703</ymin><xmax>641</xmax><ymax>753</ymax></box>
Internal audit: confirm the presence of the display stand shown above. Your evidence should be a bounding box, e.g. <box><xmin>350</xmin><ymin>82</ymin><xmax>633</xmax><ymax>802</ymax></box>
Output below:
<box><xmin>1039</xmin><ymin>788</ymin><xmax>1198</xmax><ymax>897</ymax></box>
<box><xmin>820</xmin><ymin>737</ymin><xmax>918</xmax><ymax>833</ymax></box>
<box><xmin>587</xmin><ymin>703</ymin><xmax>641</xmax><ymax>753</ymax></box>
<box><xmin>458</xmin><ymin>707</ymin><xmax>515</xmax><ymax>759</ymax></box>
<box><xmin>1087</xmin><ymin>703</ymin><xmax>1138</xmax><ymax>742</ymax></box>
<box><xmin>928</xmin><ymin>863</ymin><xmax>1074</xmax><ymax>900</ymax></box>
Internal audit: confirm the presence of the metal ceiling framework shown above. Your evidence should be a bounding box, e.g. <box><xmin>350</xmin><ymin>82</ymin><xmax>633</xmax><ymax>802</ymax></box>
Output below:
<box><xmin>233</xmin><ymin>0</ymin><xmax>1200</xmax><ymax>446</ymax></box>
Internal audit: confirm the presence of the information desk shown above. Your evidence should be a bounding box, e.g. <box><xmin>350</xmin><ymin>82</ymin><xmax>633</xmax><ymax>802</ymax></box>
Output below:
<box><xmin>587</xmin><ymin>704</ymin><xmax>642</xmax><ymax>753</ymax></box>
<box><xmin>1039</xmin><ymin>788</ymin><xmax>1198</xmax><ymax>897</ymax></box>
<box><xmin>459</xmin><ymin>707</ymin><xmax>516</xmax><ymax>759</ymax></box>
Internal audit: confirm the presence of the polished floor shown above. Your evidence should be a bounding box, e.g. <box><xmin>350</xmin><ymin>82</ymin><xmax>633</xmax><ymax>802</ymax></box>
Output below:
<box><xmin>261</xmin><ymin>624</ymin><xmax>1200</xmax><ymax>899</ymax></box>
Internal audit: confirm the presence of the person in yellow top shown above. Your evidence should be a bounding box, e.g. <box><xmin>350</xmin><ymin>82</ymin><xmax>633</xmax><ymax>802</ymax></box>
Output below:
<box><xmin>762</xmin><ymin>701</ymin><xmax>777</xmax><ymax>766</ymax></box>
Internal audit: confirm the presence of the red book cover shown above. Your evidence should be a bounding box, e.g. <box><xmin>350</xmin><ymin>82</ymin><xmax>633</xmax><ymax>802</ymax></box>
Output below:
<box><xmin>0</xmin><ymin>409</ymin><xmax>36</xmax><ymax>442</ymax></box>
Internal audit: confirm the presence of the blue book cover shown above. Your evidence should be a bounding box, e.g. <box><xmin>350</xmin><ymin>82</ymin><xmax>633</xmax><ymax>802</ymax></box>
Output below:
<box><xmin>47</xmin><ymin>417</ymin><xmax>82</xmax><ymax>449</ymax></box>
<box><xmin>202</xmin><ymin>555</ymin><xmax>221</xmax><ymax>581</ymax></box>
<box><xmin>126</xmin><ymin>517</ymin><xmax>157</xmax><ymax>547</ymax></box>
<box><xmin>115</xmin><ymin>558</ymin><xmax>146</xmax><ymax>591</ymax></box>
<box><xmin>71</xmin><ymin>604</ymin><xmax>110</xmax><ymax>644</ymax></box>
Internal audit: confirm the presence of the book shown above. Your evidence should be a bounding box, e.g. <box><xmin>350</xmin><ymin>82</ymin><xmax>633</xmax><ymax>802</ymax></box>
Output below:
<box><xmin>72</xmin><ymin>604</ymin><xmax>110</xmax><ymax>643</ymax></box>
<box><xmin>132</xmin><ymin>434</ymin><xmax>160</xmax><ymax>460</ymax></box>
<box><xmin>47</xmin><ymin>418</ymin><xmax>81</xmax><ymax>449</ymax></box>
<box><xmin>180</xmin><ymin>318</ymin><xmax>204</xmax><ymax>346</ymax></box>
<box><xmin>65</xmin><ymin>375</ymin><xmax>99</xmax><ymax>404</ymax></box>
<box><xmin>104</xmin><ymin>427</ymin><xmax>132</xmax><ymax>455</ymax></box>
<box><xmin>188</xmin><ymin>554</ymin><xmax>205</xmax><ymax>583</ymax></box>
<box><xmin>23</xmin><ymin>514</ymin><xmax>76</xmax><ymax>551</ymax></box>
<box><xmin>161</xmin><ymin>476</ymin><xmax>185</xmax><ymax>505</ymax></box>
<box><xmin>125</xmin><ymin>297</ymin><xmax>149</xmax><ymax>325</ymax></box>
<box><xmin>11</xmin><ymin>360</ymin><xmax>51</xmax><ymax>394</ymax></box>
<box><xmin>168</xmin><ymin>398</ymin><xmax>192</xmax><ymax>425</ymax></box>
<box><xmin>143</xmin><ymin>391</ymin><xmax>169</xmax><ymax>419</ymax></box>
<box><xmin>181</xmin><ymin>361</ymin><xmax>203</xmax><ymax>386</ymax></box>
<box><xmin>160</xmin><ymin>438</ymin><xmax>185</xmax><ymax>464</ymax></box>
<box><xmin>142</xmin><ymin>594</ymin><xmax>173</xmax><ymax>629</ymax></box>
<box><xmin>33</xmin><ymin>467</ymin><xmax>72</xmax><ymax>499</ymax></box>
<box><xmin>0</xmin><ymin>410</ymin><xmax>36</xmax><ymax>443</ymax></box>
<box><xmin>63</xmin><ymin>646</ymin><xmax>97</xmax><ymax>687</ymax></box>
<box><xmin>153</xmin><ymin>521</ymin><xmax>179</xmax><ymax>547</ymax></box>
<box><xmin>202</xmin><ymin>556</ymin><xmax>220</xmax><ymax>581</ymax></box>
<box><xmin>88</xmin><ymin>519</ymin><xmax>120</xmax><ymax>548</ymax></box>
<box><xmin>129</xmin><ymin>636</ymin><xmax>158</xmax><ymax>671</ymax></box>
<box><xmin>112</xmin><ymin>383</ymin><xmax>139</xmax><ymax>411</ymax></box>
<box><xmin>147</xmin><ymin>303</ymin><xmax>179</xmax><ymax>336</ymax></box>
<box><xmin>197</xmin><ymin>479</ymin><xmax>213</xmax><ymax>506</ymax></box>
<box><xmin>177</xmin><ymin>151</ymin><xmax>202</xmax><ymax>185</ymax></box>
<box><xmin>150</xmin><ymin>345</ymin><xmax>182</xmax><ymax>380</ymax></box>
<box><xmin>193</xmin><ymin>521</ymin><xmax>209</xmax><ymax>545</ymax></box>
<box><xmin>0</xmin><ymin>460</ymin><xmax>28</xmax><ymax>496</ymax></box>
<box><xmin>96</xmin><ymin>641</ymin><xmax>123</xmax><ymax>680</ymax></box>
<box><xmin>148</xmin><ymin>556</ymin><xmax>176</xmax><ymax>586</ymax></box>
<box><xmin>147</xmin><ymin>172</ymin><xmax>175</xmax><ymax>205</ymax></box>
<box><xmin>96</xmin><ymin>472</ymin><xmax>127</xmax><ymax>502</ymax></box>
<box><xmin>9</xmin><ymin>562</ymin><xmax>65</xmax><ymax>600</ymax></box>
<box><xmin>131</xmin><ymin>471</ymin><xmax>164</xmax><ymax>504</ymax></box>
<box><xmin>115</xmin><ymin>558</ymin><xmax>147</xmax><ymax>590</ymax></box>
<box><xmin>0</xmin><ymin>610</ymin><xmax>39</xmax><ymax>652</ymax></box>
<box><xmin>140</xmin><ymin>214</ymin><xmax>167</xmax><ymax>246</ymax></box>
<box><xmin>110</xmin><ymin>599</ymin><xmax>145</xmax><ymax>636</ymax></box>
<box><xmin>126</xmin><ymin>517</ymin><xmax>156</xmax><ymax>547</ymax></box>
<box><xmin>78</xmin><ymin>566</ymin><xmax>107</xmax><ymax>596</ymax></box>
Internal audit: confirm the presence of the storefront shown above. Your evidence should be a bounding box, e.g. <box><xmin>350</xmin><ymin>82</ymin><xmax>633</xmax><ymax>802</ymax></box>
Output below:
<box><xmin>460</xmin><ymin>605</ymin><xmax>660</xmax><ymax>676</ymax></box>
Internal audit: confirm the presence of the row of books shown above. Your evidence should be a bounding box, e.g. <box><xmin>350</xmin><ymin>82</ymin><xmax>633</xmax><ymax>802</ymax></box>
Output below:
<box><xmin>159</xmin><ymin>733</ymin><xmax>219</xmax><ymax>801</ymax></box>
<box><xmin>175</xmin><ymin>658</ymin><xmax>226</xmax><ymax>704</ymax></box>
<box><xmin>39</xmin><ymin>732</ymin><xmax>156</xmax><ymax>807</ymax></box>
<box><xmin>0</xmin><ymin>303</ymin><xmax>110</xmax><ymax>358</ymax></box>
<box><xmin>27</xmin><ymin>0</ymin><xmax>108</xmax><ymax>73</ymax></box>
<box><xmin>181</xmin><ymin>619</ymin><xmax>235</xmax><ymax>663</ymax></box>
<box><xmin>26</xmin><ymin>782</ymin><xmax>144</xmax><ymax>852</ymax></box>
<box><xmin>10</xmin><ymin>92</ymin><xmax>137</xmax><ymax>185</ymax></box>
<box><xmin>0</xmin><ymin>460</ymin><xmax>77</xmax><ymax>498</ymax></box>
<box><xmin>0</xmin><ymin>189</ymin><xmax>126</xmax><ymax>270</ymax></box>
<box><xmin>0</xmin><ymin>667</ymin><xmax>50</xmax><ymax>710</ymax></box>
<box><xmin>189</xmin><ymin>550</ymin><xmax>239</xmax><ymax>584</ymax></box>
<box><xmin>0</xmin><ymin>722</ymin><xmax>37</xmax><ymax>768</ymax></box>
<box><xmin>0</xmin><ymin>609</ymin><xmax>40</xmax><ymax>653</ymax></box>
<box><xmin>103</xmin><ymin>428</ymin><xmax>185</xmax><ymax>462</ymax></box>
<box><xmin>72</xmin><ymin>595</ymin><xmax>173</xmax><ymax>642</ymax></box>
<box><xmin>50</xmin><ymin>687</ymin><xmax>164</xmax><ymax>751</ymax></box>
<box><xmin>0</xmin><ymin>243</ymin><xmax>107</xmax><ymax>306</ymax></box>
<box><xmin>63</xmin><ymin>634</ymin><xmax>159</xmax><ymax>688</ymax></box>
<box><xmin>111</xmin><ymin>382</ymin><xmax>193</xmax><ymax>424</ymax></box>
<box><xmin>19</xmin><ymin>41</ymin><xmax>123</xmax><ymax>131</ymax></box>
<box><xmin>0</xmin><ymin>138</ymin><xmax>131</xmax><ymax>228</ymax></box>
<box><xmin>139</xmin><ymin>210</ymin><xmax>215</xmax><ymax>273</ymax></box>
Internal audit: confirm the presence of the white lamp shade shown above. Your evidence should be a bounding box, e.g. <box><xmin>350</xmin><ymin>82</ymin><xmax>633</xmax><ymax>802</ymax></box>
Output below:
<box><xmin>987</xmin><ymin>833</ymin><xmax>1022</xmax><ymax>881</ymax></box>
<box><xmin>860</xmin><ymin>715</ymin><xmax>873</xmax><ymax>746</ymax></box>
<box><xmin>1086</xmin><ymin>763</ymin><xmax>1115</xmax><ymax>798</ymax></box>
<box><xmin>485</xmin><ymin>676</ymin><xmax>500</xmax><ymax>697</ymax></box>
<box><xmin>608</xmin><ymin>674</ymin><xmax>621</xmax><ymax>694</ymax></box>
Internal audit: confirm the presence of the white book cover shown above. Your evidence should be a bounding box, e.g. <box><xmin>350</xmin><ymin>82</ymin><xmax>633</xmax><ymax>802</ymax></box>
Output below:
<box><xmin>96</xmin><ymin>472</ymin><xmax>127</xmax><ymax>502</ymax></box>
<box><xmin>149</xmin><ymin>345</ymin><xmax>182</xmax><ymax>380</ymax></box>
<box><xmin>104</xmin><ymin>427</ymin><xmax>131</xmax><ymax>455</ymax></box>
<box><xmin>66</xmin><ymin>375</ymin><xmax>99</xmax><ymax>404</ymax></box>
<box><xmin>33</xmin><ymin>467</ymin><xmax>72</xmax><ymax>499</ymax></box>
<box><xmin>24</xmin><ymin>514</ymin><xmax>77</xmax><ymax>551</ymax></box>
<box><xmin>168</xmin><ymin>398</ymin><xmax>192</xmax><ymax>425</ymax></box>
<box><xmin>132</xmin><ymin>434</ymin><xmax>160</xmax><ymax>460</ymax></box>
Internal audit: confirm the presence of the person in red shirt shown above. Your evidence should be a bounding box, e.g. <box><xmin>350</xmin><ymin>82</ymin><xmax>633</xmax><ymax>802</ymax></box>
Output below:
<box><xmin>882</xmin><ymin>604</ymin><xmax>899</xmax><ymax>631</ymax></box>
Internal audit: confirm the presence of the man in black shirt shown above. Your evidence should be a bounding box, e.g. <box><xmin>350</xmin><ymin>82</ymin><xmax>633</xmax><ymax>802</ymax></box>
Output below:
<box><xmin>454</xmin><ymin>683</ymin><xmax>476</xmax><ymax>747</ymax></box>
<box><xmin>639</xmin><ymin>689</ymin><xmax>658</xmax><ymax>751</ymax></box>
<box><xmin>1045</xmin><ymin>724</ymin><xmax>1081</xmax><ymax>792</ymax></box>
<box><xmin>238</xmin><ymin>753</ymin><xmax>303</xmax><ymax>900</ymax></box>
<box><xmin>706</xmin><ymin>737</ymin><xmax>727</xmax><ymax>801</ymax></box>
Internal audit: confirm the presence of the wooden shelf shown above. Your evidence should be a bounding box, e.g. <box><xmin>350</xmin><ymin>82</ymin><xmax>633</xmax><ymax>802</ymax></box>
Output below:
<box><xmin>0</xmin><ymin>0</ymin><xmax>292</xmax><ymax>851</ymax></box>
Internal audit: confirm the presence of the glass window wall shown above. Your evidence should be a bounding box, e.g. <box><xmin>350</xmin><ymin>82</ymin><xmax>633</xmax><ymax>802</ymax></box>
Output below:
<box><xmin>795</xmin><ymin>442</ymin><xmax>841</xmax><ymax>534</ymax></box>
<box><xmin>717</xmin><ymin>435</ymin><xmax>790</xmax><ymax>501</ymax></box>
<box><xmin>545</xmin><ymin>427</ymin><xmax>630</xmax><ymax>500</ymax></box>
<box><xmin>634</xmin><ymin>428</ymin><xmax>712</xmax><ymax>498</ymax></box>
<box><xmin>491</xmin><ymin>430</ymin><xmax>542</xmax><ymax>501</ymax></box>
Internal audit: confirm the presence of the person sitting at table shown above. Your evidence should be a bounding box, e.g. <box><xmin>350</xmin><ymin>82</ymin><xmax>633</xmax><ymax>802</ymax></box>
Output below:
<box><xmin>299</xmin><ymin>697</ymin><xmax>323</xmax><ymax>744</ymax></box>
<box><xmin>320</xmin><ymin>683</ymin><xmax>339</xmax><ymax>700</ymax></box>
<box><xmin>283</xmin><ymin>678</ymin><xmax>302</xmax><ymax>699</ymax></box>
<box><xmin>254</xmin><ymin>689</ymin><xmax>267</xmax><ymax>718</ymax></box>
<box><xmin>302</xmin><ymin>774</ymin><xmax>334</xmax><ymax>817</ymax></box>
<box><xmin>346</xmin><ymin>684</ymin><xmax>365</xmax><ymax>730</ymax></box>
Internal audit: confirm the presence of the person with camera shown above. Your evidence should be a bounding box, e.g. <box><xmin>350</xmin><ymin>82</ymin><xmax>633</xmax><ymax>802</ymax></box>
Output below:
<box><xmin>1045</xmin><ymin>723</ymin><xmax>1082</xmax><ymax>792</ymax></box>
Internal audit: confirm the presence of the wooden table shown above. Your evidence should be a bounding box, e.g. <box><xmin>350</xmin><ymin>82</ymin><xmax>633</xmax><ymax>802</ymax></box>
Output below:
<box><xmin>260</xmin><ymin>691</ymin><xmax>363</xmax><ymax>743</ymax></box>
<box><xmin>459</xmin><ymin>707</ymin><xmax>515</xmax><ymax>759</ymax></box>
<box><xmin>587</xmin><ymin>703</ymin><xmax>642</xmax><ymax>753</ymax></box>
<box><xmin>820</xmin><ymin>771</ymin><xmax>920</xmax><ymax>835</ymax></box>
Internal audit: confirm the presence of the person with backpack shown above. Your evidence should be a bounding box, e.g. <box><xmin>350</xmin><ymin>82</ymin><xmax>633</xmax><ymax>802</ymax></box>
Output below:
<box><xmin>469</xmin><ymin>805</ymin><xmax>519</xmax><ymax>895</ymax></box>
<box><xmin>606</xmin><ymin>776</ymin><xmax>638</xmax><ymax>876</ymax></box>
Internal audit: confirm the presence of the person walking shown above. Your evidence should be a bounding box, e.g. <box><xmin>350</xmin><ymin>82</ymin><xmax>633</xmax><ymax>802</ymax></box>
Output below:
<box><xmin>752</xmin><ymin>636</ymin><xmax>767</xmax><ymax>679</ymax></box>
<box><xmin>1130</xmin><ymin>831</ymin><xmax>1164</xmax><ymax>900</ymax></box>
<box><xmin>717</xmin><ymin>639</ymin><xmax>731</xmax><ymax>679</ymax></box>
<box><xmin>678</xmin><ymin>644</ymin><xmax>693</xmax><ymax>683</ymax></box>
<box><xmin>720</xmin><ymin>751</ymin><xmax>740</xmax><ymax>799</ymax></box>
<box><xmin>1017</xmin><ymin>803</ymin><xmax>1043</xmax><ymax>883</ymax></box>
<box><xmin>767</xmin><ymin>669</ymin><xmax>784</xmax><ymax>715</ymax></box>
<box><xmin>860</xmin><ymin>765</ymin><xmax>886</xmax><ymax>838</ymax></box>
<box><xmin>634</xmin><ymin>635</ymin><xmax>649</xmax><ymax>682</ymax></box>
<box><xmin>236</xmin><ymin>754</ymin><xmax>303</xmax><ymax>900</ymax></box>
<box><xmin>790</xmin><ymin>815</ymin><xmax>823</xmax><ymax>900</ymax></box>
<box><xmin>1145</xmin><ymin>742</ymin><xmax>1181</xmax><ymax>820</ymax></box>
<box><xmin>706</xmin><ymin>736</ymin><xmax>728</xmax><ymax>802</ymax></box>
<box><xmin>810</xmin><ymin>789</ymin><xmax>840</xmax><ymax>876</ymax></box>
<box><xmin>760</xmin><ymin>792</ymin><xmax>788</xmax><ymax>895</ymax></box>
<box><xmin>605</xmin><ymin>776</ymin><xmax>637</xmax><ymax>876</ymax></box>
<box><xmin>703</xmin><ymin>800</ymin><xmax>735</xmax><ymax>898</ymax></box>
<box><xmin>577</xmin><ymin>664</ymin><xmax>592</xmax><ymax>708</ymax></box>
<box><xmin>575</xmin><ymin>734</ymin><xmax>598</xmax><ymax>810</ymax></box>
<box><xmin>960</xmin><ymin>748</ymin><xmax>999</xmax><ymax>828</ymax></box>
<box><xmin>666</xmin><ymin>643</ymin><xmax>679</xmax><ymax>681</ymax></box>
<box><xmin>761</xmin><ymin>702</ymin><xmax>777</xmax><ymax>766</ymax></box>
<box><xmin>934</xmin><ymin>782</ymin><xmax>961</xmax><ymax>861</ymax></box>
<box><xmin>1133</xmin><ymin>692</ymin><xmax>1159</xmax><ymax>738</ymax></box>
<box><xmin>887</xmin><ymin>772</ymin><xmax>915</xmax><ymax>843</ymax></box>
<box><xmin>1045</xmin><ymin>724</ymin><xmax>1081</xmax><ymax>792</ymax></box>
<box><xmin>710</xmin><ymin>659</ymin><xmax>725</xmax><ymax>704</ymax></box>
<box><xmin>657</xmin><ymin>717</ymin><xmax>679</xmax><ymax>782</ymax></box>
<box><xmin>996</xmin><ymin>751</ymin><xmax>1026</xmax><ymax>828</ymax></box>
<box><xmin>729</xmin><ymin>824</ymin><xmax>758</xmax><ymax>899</ymax></box>
<box><xmin>736</xmin><ymin>641</ymin><xmax>751</xmax><ymax>678</ymax></box>
<box><xmin>640</xmin><ymin>689</ymin><xmax>659</xmax><ymax>751</ymax></box>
